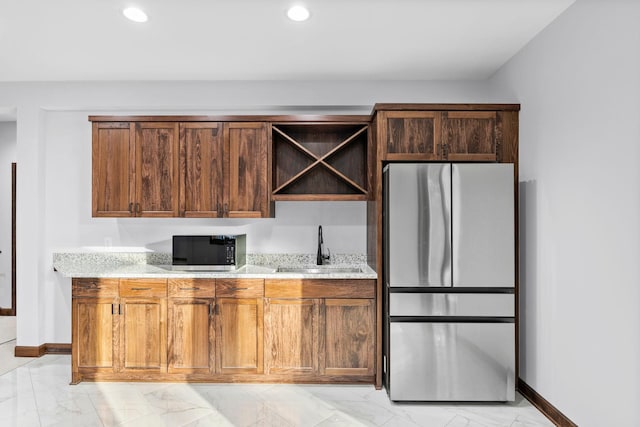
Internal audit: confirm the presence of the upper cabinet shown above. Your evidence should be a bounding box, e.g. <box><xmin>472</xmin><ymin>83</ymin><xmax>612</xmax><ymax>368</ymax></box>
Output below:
<box><xmin>225</xmin><ymin>123</ymin><xmax>271</xmax><ymax>218</ymax></box>
<box><xmin>375</xmin><ymin>105</ymin><xmax>519</xmax><ymax>163</ymax></box>
<box><xmin>92</xmin><ymin>118</ymin><xmax>273</xmax><ymax>218</ymax></box>
<box><xmin>92</xmin><ymin>122</ymin><xmax>134</xmax><ymax>217</ymax></box>
<box><xmin>179</xmin><ymin>123</ymin><xmax>224</xmax><ymax>218</ymax></box>
<box><xmin>135</xmin><ymin>122</ymin><xmax>180</xmax><ymax>217</ymax></box>
<box><xmin>91</xmin><ymin>106</ymin><xmax>517</xmax><ymax>218</ymax></box>
<box><xmin>92</xmin><ymin>122</ymin><xmax>179</xmax><ymax>217</ymax></box>
<box><xmin>381</xmin><ymin>111</ymin><xmax>440</xmax><ymax>160</ymax></box>
<box><xmin>442</xmin><ymin>111</ymin><xmax>497</xmax><ymax>161</ymax></box>
<box><xmin>271</xmin><ymin>121</ymin><xmax>371</xmax><ymax>201</ymax></box>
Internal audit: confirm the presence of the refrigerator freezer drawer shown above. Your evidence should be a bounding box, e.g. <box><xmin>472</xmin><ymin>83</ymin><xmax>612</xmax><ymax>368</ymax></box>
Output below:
<box><xmin>389</xmin><ymin>293</ymin><xmax>514</xmax><ymax>317</ymax></box>
<box><xmin>389</xmin><ymin>322</ymin><xmax>515</xmax><ymax>401</ymax></box>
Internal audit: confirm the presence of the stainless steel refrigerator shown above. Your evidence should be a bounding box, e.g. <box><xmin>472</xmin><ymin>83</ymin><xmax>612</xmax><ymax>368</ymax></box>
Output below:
<box><xmin>383</xmin><ymin>163</ymin><xmax>515</xmax><ymax>402</ymax></box>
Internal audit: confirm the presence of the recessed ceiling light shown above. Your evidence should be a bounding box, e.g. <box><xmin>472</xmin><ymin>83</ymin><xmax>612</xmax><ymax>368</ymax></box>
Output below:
<box><xmin>287</xmin><ymin>5</ymin><xmax>310</xmax><ymax>22</ymax></box>
<box><xmin>123</xmin><ymin>7</ymin><xmax>148</xmax><ymax>23</ymax></box>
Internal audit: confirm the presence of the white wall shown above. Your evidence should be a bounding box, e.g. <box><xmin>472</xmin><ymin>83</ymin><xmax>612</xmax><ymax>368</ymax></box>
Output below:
<box><xmin>489</xmin><ymin>0</ymin><xmax>640</xmax><ymax>425</ymax></box>
<box><xmin>0</xmin><ymin>121</ymin><xmax>16</xmax><ymax>309</ymax></box>
<box><xmin>0</xmin><ymin>80</ymin><xmax>490</xmax><ymax>346</ymax></box>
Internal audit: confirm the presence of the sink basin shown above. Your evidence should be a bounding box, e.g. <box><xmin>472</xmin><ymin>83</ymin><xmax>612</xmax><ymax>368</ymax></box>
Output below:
<box><xmin>276</xmin><ymin>267</ymin><xmax>363</xmax><ymax>274</ymax></box>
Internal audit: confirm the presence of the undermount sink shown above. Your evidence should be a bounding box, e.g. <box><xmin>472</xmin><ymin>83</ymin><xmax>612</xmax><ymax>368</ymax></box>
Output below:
<box><xmin>276</xmin><ymin>266</ymin><xmax>363</xmax><ymax>274</ymax></box>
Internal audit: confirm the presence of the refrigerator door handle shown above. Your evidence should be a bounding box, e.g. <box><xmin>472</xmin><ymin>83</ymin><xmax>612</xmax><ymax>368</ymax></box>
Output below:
<box><xmin>416</xmin><ymin>163</ymin><xmax>452</xmax><ymax>286</ymax></box>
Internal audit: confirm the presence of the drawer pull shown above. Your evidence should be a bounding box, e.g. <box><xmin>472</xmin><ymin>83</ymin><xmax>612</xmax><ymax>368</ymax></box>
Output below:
<box><xmin>130</xmin><ymin>287</ymin><xmax>151</xmax><ymax>291</ymax></box>
<box><xmin>228</xmin><ymin>287</ymin><xmax>249</xmax><ymax>291</ymax></box>
<box><xmin>179</xmin><ymin>287</ymin><xmax>201</xmax><ymax>291</ymax></box>
<box><xmin>79</xmin><ymin>282</ymin><xmax>98</xmax><ymax>287</ymax></box>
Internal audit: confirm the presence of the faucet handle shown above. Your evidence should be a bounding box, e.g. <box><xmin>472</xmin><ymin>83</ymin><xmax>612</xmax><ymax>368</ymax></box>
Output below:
<box><xmin>323</xmin><ymin>248</ymin><xmax>331</xmax><ymax>263</ymax></box>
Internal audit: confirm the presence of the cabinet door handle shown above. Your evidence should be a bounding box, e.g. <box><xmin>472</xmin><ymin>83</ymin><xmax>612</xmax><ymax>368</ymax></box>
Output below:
<box><xmin>135</xmin><ymin>203</ymin><xmax>141</xmax><ymax>214</ymax></box>
<box><xmin>119</xmin><ymin>304</ymin><xmax>123</xmax><ymax>315</ymax></box>
<box><xmin>179</xmin><ymin>287</ymin><xmax>200</xmax><ymax>291</ymax></box>
<box><xmin>112</xmin><ymin>303</ymin><xmax>118</xmax><ymax>315</ymax></box>
<box><xmin>130</xmin><ymin>287</ymin><xmax>151</xmax><ymax>291</ymax></box>
<box><xmin>128</xmin><ymin>202</ymin><xmax>133</xmax><ymax>214</ymax></box>
<box><xmin>228</xmin><ymin>287</ymin><xmax>249</xmax><ymax>291</ymax></box>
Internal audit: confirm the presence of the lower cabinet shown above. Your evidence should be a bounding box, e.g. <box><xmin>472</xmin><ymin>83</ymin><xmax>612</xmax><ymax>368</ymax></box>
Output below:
<box><xmin>119</xmin><ymin>279</ymin><xmax>168</xmax><ymax>373</ymax></box>
<box><xmin>72</xmin><ymin>277</ymin><xmax>375</xmax><ymax>384</ymax></box>
<box><xmin>263</xmin><ymin>279</ymin><xmax>376</xmax><ymax>380</ymax></box>
<box><xmin>216</xmin><ymin>298</ymin><xmax>264</xmax><ymax>374</ymax></box>
<box><xmin>264</xmin><ymin>298</ymin><xmax>320</xmax><ymax>375</ymax></box>
<box><xmin>71</xmin><ymin>278</ymin><xmax>168</xmax><ymax>383</ymax></box>
<box><xmin>323</xmin><ymin>298</ymin><xmax>375</xmax><ymax>376</ymax></box>
<box><xmin>167</xmin><ymin>279</ymin><xmax>215</xmax><ymax>374</ymax></box>
<box><xmin>168</xmin><ymin>298</ymin><xmax>214</xmax><ymax>374</ymax></box>
<box><xmin>72</xmin><ymin>296</ymin><xmax>118</xmax><ymax>376</ymax></box>
<box><xmin>215</xmin><ymin>279</ymin><xmax>264</xmax><ymax>375</ymax></box>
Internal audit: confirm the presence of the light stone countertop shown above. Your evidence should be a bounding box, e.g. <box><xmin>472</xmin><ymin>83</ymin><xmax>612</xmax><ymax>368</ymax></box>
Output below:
<box><xmin>52</xmin><ymin>251</ymin><xmax>377</xmax><ymax>280</ymax></box>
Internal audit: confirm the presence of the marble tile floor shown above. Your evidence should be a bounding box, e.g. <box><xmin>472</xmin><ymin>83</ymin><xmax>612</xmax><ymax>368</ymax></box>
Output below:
<box><xmin>0</xmin><ymin>315</ymin><xmax>16</xmax><ymax>344</ymax></box>
<box><xmin>0</xmin><ymin>354</ymin><xmax>554</xmax><ymax>427</ymax></box>
<box><xmin>0</xmin><ymin>316</ymin><xmax>35</xmax><ymax>377</ymax></box>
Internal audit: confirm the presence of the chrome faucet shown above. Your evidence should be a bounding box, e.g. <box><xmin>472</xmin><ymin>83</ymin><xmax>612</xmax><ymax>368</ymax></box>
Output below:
<box><xmin>317</xmin><ymin>225</ymin><xmax>330</xmax><ymax>265</ymax></box>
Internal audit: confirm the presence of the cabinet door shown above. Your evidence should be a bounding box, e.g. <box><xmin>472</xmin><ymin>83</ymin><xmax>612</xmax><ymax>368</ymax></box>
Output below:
<box><xmin>179</xmin><ymin>123</ymin><xmax>224</xmax><ymax>217</ymax></box>
<box><xmin>322</xmin><ymin>299</ymin><xmax>375</xmax><ymax>376</ymax></box>
<box><xmin>380</xmin><ymin>111</ymin><xmax>441</xmax><ymax>160</ymax></box>
<box><xmin>215</xmin><ymin>297</ymin><xmax>263</xmax><ymax>374</ymax></box>
<box><xmin>264</xmin><ymin>298</ymin><xmax>320</xmax><ymax>375</ymax></box>
<box><xmin>134</xmin><ymin>122</ymin><xmax>180</xmax><ymax>217</ymax></box>
<box><xmin>224</xmin><ymin>122</ymin><xmax>271</xmax><ymax>218</ymax></box>
<box><xmin>168</xmin><ymin>298</ymin><xmax>214</xmax><ymax>374</ymax></box>
<box><xmin>442</xmin><ymin>112</ymin><xmax>498</xmax><ymax>161</ymax></box>
<box><xmin>119</xmin><ymin>297</ymin><xmax>167</xmax><ymax>372</ymax></box>
<box><xmin>92</xmin><ymin>122</ymin><xmax>134</xmax><ymax>217</ymax></box>
<box><xmin>72</xmin><ymin>297</ymin><xmax>118</xmax><ymax>381</ymax></box>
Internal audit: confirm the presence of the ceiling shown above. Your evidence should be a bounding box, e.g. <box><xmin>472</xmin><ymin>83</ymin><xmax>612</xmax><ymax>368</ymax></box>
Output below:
<box><xmin>0</xmin><ymin>0</ymin><xmax>575</xmax><ymax>82</ymax></box>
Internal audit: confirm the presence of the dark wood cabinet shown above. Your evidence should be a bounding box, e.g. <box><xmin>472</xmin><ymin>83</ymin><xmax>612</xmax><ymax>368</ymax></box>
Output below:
<box><xmin>225</xmin><ymin>123</ymin><xmax>272</xmax><ymax>217</ymax></box>
<box><xmin>134</xmin><ymin>123</ymin><xmax>180</xmax><ymax>217</ymax></box>
<box><xmin>264</xmin><ymin>298</ymin><xmax>320</xmax><ymax>375</ymax></box>
<box><xmin>380</xmin><ymin>111</ymin><xmax>440</xmax><ymax>160</ymax></box>
<box><xmin>92</xmin><ymin>119</ymin><xmax>272</xmax><ymax>218</ymax></box>
<box><xmin>72</xmin><ymin>276</ymin><xmax>376</xmax><ymax>384</ymax></box>
<box><xmin>271</xmin><ymin>122</ymin><xmax>370</xmax><ymax>200</ymax></box>
<box><xmin>167</xmin><ymin>279</ymin><xmax>216</xmax><ymax>374</ymax></box>
<box><xmin>92</xmin><ymin>122</ymin><xmax>179</xmax><ymax>217</ymax></box>
<box><xmin>72</xmin><ymin>297</ymin><xmax>118</xmax><ymax>376</ymax></box>
<box><xmin>442</xmin><ymin>111</ymin><xmax>499</xmax><ymax>161</ymax></box>
<box><xmin>72</xmin><ymin>278</ymin><xmax>168</xmax><ymax>383</ymax></box>
<box><xmin>180</xmin><ymin>122</ymin><xmax>272</xmax><ymax>218</ymax></box>
<box><xmin>118</xmin><ymin>279</ymin><xmax>167</xmax><ymax>373</ymax></box>
<box><xmin>179</xmin><ymin>123</ymin><xmax>224</xmax><ymax>218</ymax></box>
<box><xmin>92</xmin><ymin>123</ymin><xmax>134</xmax><ymax>217</ymax></box>
<box><xmin>322</xmin><ymin>298</ymin><xmax>375</xmax><ymax>376</ymax></box>
<box><xmin>71</xmin><ymin>278</ymin><xmax>119</xmax><ymax>383</ymax></box>
<box><xmin>215</xmin><ymin>279</ymin><xmax>264</xmax><ymax>375</ymax></box>
<box><xmin>376</xmin><ymin>107</ymin><xmax>514</xmax><ymax>163</ymax></box>
<box><xmin>264</xmin><ymin>279</ymin><xmax>375</xmax><ymax>380</ymax></box>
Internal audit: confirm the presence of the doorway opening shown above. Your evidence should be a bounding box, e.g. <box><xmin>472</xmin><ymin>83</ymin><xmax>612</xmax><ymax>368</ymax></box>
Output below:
<box><xmin>0</xmin><ymin>163</ymin><xmax>15</xmax><ymax>316</ymax></box>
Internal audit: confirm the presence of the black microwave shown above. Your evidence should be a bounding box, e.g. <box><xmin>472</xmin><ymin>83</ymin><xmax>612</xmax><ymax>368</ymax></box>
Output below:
<box><xmin>172</xmin><ymin>235</ymin><xmax>246</xmax><ymax>270</ymax></box>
